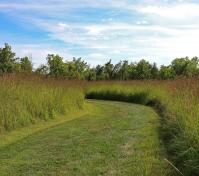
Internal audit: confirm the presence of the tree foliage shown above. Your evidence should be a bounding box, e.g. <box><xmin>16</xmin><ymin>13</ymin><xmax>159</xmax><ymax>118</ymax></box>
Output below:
<box><xmin>1</xmin><ymin>43</ymin><xmax>199</xmax><ymax>80</ymax></box>
<box><xmin>0</xmin><ymin>43</ymin><xmax>16</xmax><ymax>73</ymax></box>
<box><xmin>0</xmin><ymin>44</ymin><xmax>33</xmax><ymax>74</ymax></box>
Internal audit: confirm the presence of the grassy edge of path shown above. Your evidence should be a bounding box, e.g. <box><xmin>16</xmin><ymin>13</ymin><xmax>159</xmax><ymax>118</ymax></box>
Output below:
<box><xmin>0</xmin><ymin>103</ymin><xmax>93</xmax><ymax>149</ymax></box>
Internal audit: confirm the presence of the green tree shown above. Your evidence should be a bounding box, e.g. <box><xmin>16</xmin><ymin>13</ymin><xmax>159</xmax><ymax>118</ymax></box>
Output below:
<box><xmin>104</xmin><ymin>60</ymin><xmax>114</xmax><ymax>80</ymax></box>
<box><xmin>0</xmin><ymin>43</ymin><xmax>16</xmax><ymax>73</ymax></box>
<box><xmin>128</xmin><ymin>63</ymin><xmax>137</xmax><ymax>79</ymax></box>
<box><xmin>20</xmin><ymin>56</ymin><xmax>33</xmax><ymax>72</ymax></box>
<box><xmin>151</xmin><ymin>63</ymin><xmax>159</xmax><ymax>79</ymax></box>
<box><xmin>135</xmin><ymin>59</ymin><xmax>152</xmax><ymax>79</ymax></box>
<box><xmin>47</xmin><ymin>54</ymin><xmax>66</xmax><ymax>77</ymax></box>
<box><xmin>86</xmin><ymin>68</ymin><xmax>96</xmax><ymax>81</ymax></box>
<box><xmin>95</xmin><ymin>65</ymin><xmax>105</xmax><ymax>80</ymax></box>
<box><xmin>184</xmin><ymin>57</ymin><xmax>199</xmax><ymax>76</ymax></box>
<box><xmin>159</xmin><ymin>65</ymin><xmax>175</xmax><ymax>79</ymax></box>
<box><xmin>171</xmin><ymin>57</ymin><xmax>188</xmax><ymax>76</ymax></box>
<box><xmin>112</xmin><ymin>61</ymin><xmax>122</xmax><ymax>80</ymax></box>
<box><xmin>65</xmin><ymin>58</ymin><xmax>88</xmax><ymax>79</ymax></box>
<box><xmin>35</xmin><ymin>64</ymin><xmax>49</xmax><ymax>75</ymax></box>
<box><xmin>119</xmin><ymin>60</ymin><xmax>129</xmax><ymax>80</ymax></box>
<box><xmin>171</xmin><ymin>57</ymin><xmax>199</xmax><ymax>77</ymax></box>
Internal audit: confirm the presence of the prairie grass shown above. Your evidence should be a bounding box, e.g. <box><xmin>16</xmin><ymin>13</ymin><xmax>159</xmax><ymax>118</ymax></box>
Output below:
<box><xmin>0</xmin><ymin>74</ymin><xmax>84</xmax><ymax>133</ymax></box>
<box><xmin>86</xmin><ymin>79</ymin><xmax>199</xmax><ymax>176</ymax></box>
<box><xmin>1</xmin><ymin>74</ymin><xmax>199</xmax><ymax>175</ymax></box>
<box><xmin>0</xmin><ymin>100</ymin><xmax>169</xmax><ymax>176</ymax></box>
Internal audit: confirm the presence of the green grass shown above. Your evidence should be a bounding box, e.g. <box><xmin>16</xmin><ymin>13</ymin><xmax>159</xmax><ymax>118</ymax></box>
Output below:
<box><xmin>86</xmin><ymin>80</ymin><xmax>199</xmax><ymax>176</ymax></box>
<box><xmin>0</xmin><ymin>75</ymin><xmax>84</xmax><ymax>132</ymax></box>
<box><xmin>1</xmin><ymin>76</ymin><xmax>198</xmax><ymax>175</ymax></box>
<box><xmin>0</xmin><ymin>100</ymin><xmax>170</xmax><ymax>176</ymax></box>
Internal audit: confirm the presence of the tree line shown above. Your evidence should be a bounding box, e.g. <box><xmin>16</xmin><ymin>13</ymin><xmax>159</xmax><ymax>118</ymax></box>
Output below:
<box><xmin>1</xmin><ymin>43</ymin><xmax>199</xmax><ymax>80</ymax></box>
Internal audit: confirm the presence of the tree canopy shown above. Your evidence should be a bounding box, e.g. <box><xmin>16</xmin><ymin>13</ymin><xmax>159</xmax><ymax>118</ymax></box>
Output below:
<box><xmin>1</xmin><ymin>43</ymin><xmax>199</xmax><ymax>80</ymax></box>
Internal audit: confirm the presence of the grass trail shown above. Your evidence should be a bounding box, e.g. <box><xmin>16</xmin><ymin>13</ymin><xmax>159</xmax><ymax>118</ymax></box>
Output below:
<box><xmin>0</xmin><ymin>100</ymin><xmax>170</xmax><ymax>176</ymax></box>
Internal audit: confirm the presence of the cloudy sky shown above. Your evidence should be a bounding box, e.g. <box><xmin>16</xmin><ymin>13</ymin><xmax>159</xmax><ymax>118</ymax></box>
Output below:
<box><xmin>0</xmin><ymin>0</ymin><xmax>199</xmax><ymax>67</ymax></box>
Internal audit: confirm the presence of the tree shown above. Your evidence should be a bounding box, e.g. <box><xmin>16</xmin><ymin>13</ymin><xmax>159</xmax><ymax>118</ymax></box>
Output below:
<box><xmin>135</xmin><ymin>59</ymin><xmax>152</xmax><ymax>79</ymax></box>
<box><xmin>184</xmin><ymin>57</ymin><xmax>199</xmax><ymax>76</ymax></box>
<box><xmin>112</xmin><ymin>61</ymin><xmax>122</xmax><ymax>80</ymax></box>
<box><xmin>86</xmin><ymin>68</ymin><xmax>96</xmax><ymax>81</ymax></box>
<box><xmin>151</xmin><ymin>63</ymin><xmax>159</xmax><ymax>79</ymax></box>
<box><xmin>35</xmin><ymin>64</ymin><xmax>49</xmax><ymax>75</ymax></box>
<box><xmin>65</xmin><ymin>57</ymin><xmax>88</xmax><ymax>79</ymax></box>
<box><xmin>47</xmin><ymin>54</ymin><xmax>66</xmax><ymax>77</ymax></box>
<box><xmin>95</xmin><ymin>65</ymin><xmax>104</xmax><ymax>80</ymax></box>
<box><xmin>171</xmin><ymin>57</ymin><xmax>199</xmax><ymax>77</ymax></box>
<box><xmin>128</xmin><ymin>63</ymin><xmax>137</xmax><ymax>79</ymax></box>
<box><xmin>20</xmin><ymin>56</ymin><xmax>32</xmax><ymax>73</ymax></box>
<box><xmin>0</xmin><ymin>43</ymin><xmax>16</xmax><ymax>73</ymax></box>
<box><xmin>104</xmin><ymin>60</ymin><xmax>114</xmax><ymax>80</ymax></box>
<box><xmin>171</xmin><ymin>57</ymin><xmax>188</xmax><ymax>76</ymax></box>
<box><xmin>119</xmin><ymin>60</ymin><xmax>129</xmax><ymax>80</ymax></box>
<box><xmin>159</xmin><ymin>65</ymin><xmax>175</xmax><ymax>79</ymax></box>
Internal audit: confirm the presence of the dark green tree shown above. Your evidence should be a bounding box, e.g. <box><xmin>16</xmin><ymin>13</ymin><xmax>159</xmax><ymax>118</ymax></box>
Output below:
<box><xmin>135</xmin><ymin>59</ymin><xmax>152</xmax><ymax>79</ymax></box>
<box><xmin>112</xmin><ymin>61</ymin><xmax>122</xmax><ymax>80</ymax></box>
<box><xmin>0</xmin><ymin>43</ymin><xmax>16</xmax><ymax>73</ymax></box>
<box><xmin>104</xmin><ymin>60</ymin><xmax>114</xmax><ymax>80</ymax></box>
<box><xmin>35</xmin><ymin>64</ymin><xmax>49</xmax><ymax>75</ymax></box>
<box><xmin>151</xmin><ymin>63</ymin><xmax>159</xmax><ymax>79</ymax></box>
<box><xmin>95</xmin><ymin>65</ymin><xmax>105</xmax><ymax>80</ymax></box>
<box><xmin>86</xmin><ymin>68</ymin><xmax>96</xmax><ymax>81</ymax></box>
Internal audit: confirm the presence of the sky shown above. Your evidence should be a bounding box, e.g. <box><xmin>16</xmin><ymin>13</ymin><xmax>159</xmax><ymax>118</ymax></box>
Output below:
<box><xmin>0</xmin><ymin>0</ymin><xmax>199</xmax><ymax>67</ymax></box>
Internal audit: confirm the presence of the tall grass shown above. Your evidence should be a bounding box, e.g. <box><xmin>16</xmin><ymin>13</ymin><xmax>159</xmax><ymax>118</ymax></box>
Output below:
<box><xmin>86</xmin><ymin>79</ymin><xmax>199</xmax><ymax>176</ymax></box>
<box><xmin>1</xmin><ymin>74</ymin><xmax>199</xmax><ymax>175</ymax></box>
<box><xmin>0</xmin><ymin>74</ymin><xmax>85</xmax><ymax>132</ymax></box>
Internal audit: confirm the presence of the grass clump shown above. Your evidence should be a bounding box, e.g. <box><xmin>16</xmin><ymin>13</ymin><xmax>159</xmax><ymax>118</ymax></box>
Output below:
<box><xmin>86</xmin><ymin>79</ymin><xmax>199</xmax><ymax>176</ymax></box>
<box><xmin>0</xmin><ymin>74</ymin><xmax>84</xmax><ymax>133</ymax></box>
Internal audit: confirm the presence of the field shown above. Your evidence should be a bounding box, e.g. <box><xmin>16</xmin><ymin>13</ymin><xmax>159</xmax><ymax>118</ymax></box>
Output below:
<box><xmin>0</xmin><ymin>100</ymin><xmax>170</xmax><ymax>176</ymax></box>
<box><xmin>86</xmin><ymin>79</ymin><xmax>199</xmax><ymax>176</ymax></box>
<box><xmin>0</xmin><ymin>75</ymin><xmax>84</xmax><ymax>132</ymax></box>
<box><xmin>0</xmin><ymin>76</ymin><xmax>199</xmax><ymax>176</ymax></box>
<box><xmin>1</xmin><ymin>1</ymin><xmax>198</xmax><ymax>175</ymax></box>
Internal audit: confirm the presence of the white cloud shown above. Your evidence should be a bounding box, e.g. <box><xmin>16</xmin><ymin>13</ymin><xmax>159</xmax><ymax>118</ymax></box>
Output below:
<box><xmin>87</xmin><ymin>53</ymin><xmax>107</xmax><ymax>65</ymax></box>
<box><xmin>1</xmin><ymin>1</ymin><xmax>199</xmax><ymax>66</ymax></box>
<box><xmin>138</xmin><ymin>3</ymin><xmax>199</xmax><ymax>19</ymax></box>
<box><xmin>89</xmin><ymin>53</ymin><xmax>105</xmax><ymax>58</ymax></box>
<box><xmin>12</xmin><ymin>44</ymin><xmax>73</xmax><ymax>68</ymax></box>
<box><xmin>57</xmin><ymin>23</ymin><xmax>69</xmax><ymax>31</ymax></box>
<box><xmin>0</xmin><ymin>0</ymin><xmax>130</xmax><ymax>11</ymax></box>
<box><xmin>31</xmin><ymin>19</ymin><xmax>199</xmax><ymax>65</ymax></box>
<box><xmin>136</xmin><ymin>20</ymin><xmax>149</xmax><ymax>25</ymax></box>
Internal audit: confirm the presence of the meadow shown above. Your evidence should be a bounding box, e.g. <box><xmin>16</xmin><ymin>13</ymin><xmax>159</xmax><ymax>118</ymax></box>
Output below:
<box><xmin>0</xmin><ymin>74</ymin><xmax>85</xmax><ymax>132</ymax></box>
<box><xmin>0</xmin><ymin>75</ymin><xmax>199</xmax><ymax>176</ymax></box>
<box><xmin>86</xmin><ymin>79</ymin><xmax>199</xmax><ymax>176</ymax></box>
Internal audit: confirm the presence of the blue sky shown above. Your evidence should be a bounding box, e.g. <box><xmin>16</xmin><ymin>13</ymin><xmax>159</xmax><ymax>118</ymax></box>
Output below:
<box><xmin>0</xmin><ymin>0</ymin><xmax>199</xmax><ymax>67</ymax></box>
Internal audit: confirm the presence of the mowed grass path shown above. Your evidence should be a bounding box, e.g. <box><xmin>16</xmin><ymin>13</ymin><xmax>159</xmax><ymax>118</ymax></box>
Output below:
<box><xmin>0</xmin><ymin>100</ymin><xmax>170</xmax><ymax>176</ymax></box>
